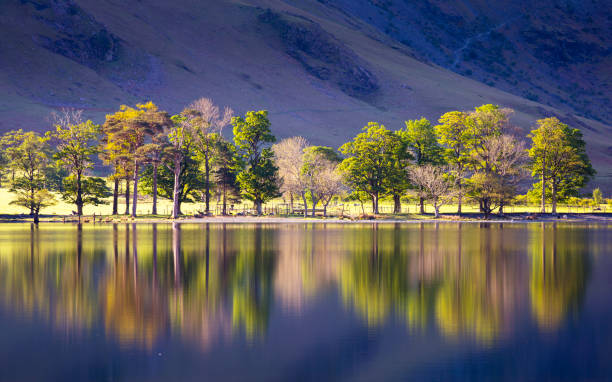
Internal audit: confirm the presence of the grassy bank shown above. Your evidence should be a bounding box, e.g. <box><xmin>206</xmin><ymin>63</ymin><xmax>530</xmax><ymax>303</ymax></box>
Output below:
<box><xmin>1</xmin><ymin>188</ymin><xmax>610</xmax><ymax>223</ymax></box>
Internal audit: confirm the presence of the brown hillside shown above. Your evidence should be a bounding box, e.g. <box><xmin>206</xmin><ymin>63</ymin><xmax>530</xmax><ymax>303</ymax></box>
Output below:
<box><xmin>0</xmin><ymin>0</ymin><xmax>610</xmax><ymax>189</ymax></box>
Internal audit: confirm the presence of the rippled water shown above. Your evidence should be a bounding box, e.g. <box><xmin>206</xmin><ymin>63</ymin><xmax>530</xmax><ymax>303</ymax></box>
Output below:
<box><xmin>0</xmin><ymin>222</ymin><xmax>610</xmax><ymax>381</ymax></box>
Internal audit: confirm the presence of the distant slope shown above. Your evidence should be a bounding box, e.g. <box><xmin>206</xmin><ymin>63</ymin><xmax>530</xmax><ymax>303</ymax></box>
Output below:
<box><xmin>315</xmin><ymin>0</ymin><xmax>612</xmax><ymax>123</ymax></box>
<box><xmin>0</xmin><ymin>0</ymin><xmax>610</xmax><ymax>189</ymax></box>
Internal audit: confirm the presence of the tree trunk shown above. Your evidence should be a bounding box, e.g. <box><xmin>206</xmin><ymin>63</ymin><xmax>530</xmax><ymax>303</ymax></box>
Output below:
<box><xmin>152</xmin><ymin>163</ymin><xmax>158</xmax><ymax>215</ymax></box>
<box><xmin>434</xmin><ymin>203</ymin><xmax>440</xmax><ymax>219</ymax></box>
<box><xmin>483</xmin><ymin>199</ymin><xmax>491</xmax><ymax>220</ymax></box>
<box><xmin>551</xmin><ymin>180</ymin><xmax>558</xmax><ymax>215</ymax></box>
<box><xmin>125</xmin><ymin>179</ymin><xmax>130</xmax><ymax>215</ymax></box>
<box><xmin>112</xmin><ymin>178</ymin><xmax>119</xmax><ymax>215</ymax></box>
<box><xmin>255</xmin><ymin>200</ymin><xmax>263</xmax><ymax>215</ymax></box>
<box><xmin>29</xmin><ymin>187</ymin><xmax>35</xmax><ymax>216</ymax></box>
<box><xmin>499</xmin><ymin>201</ymin><xmax>504</xmax><ymax>215</ymax></box>
<box><xmin>289</xmin><ymin>193</ymin><xmax>294</xmax><ymax>214</ymax></box>
<box><xmin>323</xmin><ymin>201</ymin><xmax>330</xmax><ymax>217</ymax></box>
<box><xmin>457</xmin><ymin>188</ymin><xmax>462</xmax><ymax>215</ymax></box>
<box><xmin>33</xmin><ymin>208</ymin><xmax>40</xmax><ymax>224</ymax></box>
<box><xmin>393</xmin><ymin>194</ymin><xmax>401</xmax><ymax>214</ymax></box>
<box><xmin>301</xmin><ymin>192</ymin><xmax>308</xmax><ymax>218</ymax></box>
<box><xmin>419</xmin><ymin>197</ymin><xmax>425</xmax><ymax>215</ymax></box>
<box><xmin>172</xmin><ymin>160</ymin><xmax>181</xmax><ymax>219</ymax></box>
<box><xmin>222</xmin><ymin>186</ymin><xmax>227</xmax><ymax>216</ymax></box>
<box><xmin>131</xmin><ymin>163</ymin><xmax>139</xmax><ymax>218</ymax></box>
<box><xmin>541</xmin><ymin>168</ymin><xmax>546</xmax><ymax>213</ymax></box>
<box><xmin>204</xmin><ymin>154</ymin><xmax>211</xmax><ymax>215</ymax></box>
<box><xmin>311</xmin><ymin>197</ymin><xmax>319</xmax><ymax>217</ymax></box>
<box><xmin>372</xmin><ymin>193</ymin><xmax>379</xmax><ymax>215</ymax></box>
<box><xmin>76</xmin><ymin>171</ymin><xmax>83</xmax><ymax>216</ymax></box>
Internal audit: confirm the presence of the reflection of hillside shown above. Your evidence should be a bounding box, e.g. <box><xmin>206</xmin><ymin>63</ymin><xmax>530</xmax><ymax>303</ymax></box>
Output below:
<box><xmin>0</xmin><ymin>223</ymin><xmax>592</xmax><ymax>349</ymax></box>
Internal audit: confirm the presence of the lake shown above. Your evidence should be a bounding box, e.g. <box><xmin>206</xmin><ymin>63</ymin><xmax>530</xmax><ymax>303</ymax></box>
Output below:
<box><xmin>0</xmin><ymin>222</ymin><xmax>610</xmax><ymax>381</ymax></box>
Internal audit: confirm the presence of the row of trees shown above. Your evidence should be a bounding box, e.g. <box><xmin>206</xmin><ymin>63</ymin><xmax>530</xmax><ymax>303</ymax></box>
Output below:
<box><xmin>0</xmin><ymin>99</ymin><xmax>282</xmax><ymax>221</ymax></box>
<box><xmin>274</xmin><ymin>104</ymin><xmax>593</xmax><ymax>218</ymax></box>
<box><xmin>0</xmin><ymin>100</ymin><xmax>594</xmax><ymax>220</ymax></box>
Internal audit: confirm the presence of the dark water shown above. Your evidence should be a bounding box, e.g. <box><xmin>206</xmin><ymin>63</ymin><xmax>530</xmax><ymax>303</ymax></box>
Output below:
<box><xmin>0</xmin><ymin>222</ymin><xmax>611</xmax><ymax>381</ymax></box>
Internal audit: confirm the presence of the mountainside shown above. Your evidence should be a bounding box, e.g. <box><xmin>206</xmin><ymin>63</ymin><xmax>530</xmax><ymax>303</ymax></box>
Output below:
<box><xmin>0</xmin><ymin>0</ymin><xmax>611</xmax><ymax>188</ymax></box>
<box><xmin>318</xmin><ymin>0</ymin><xmax>612</xmax><ymax>122</ymax></box>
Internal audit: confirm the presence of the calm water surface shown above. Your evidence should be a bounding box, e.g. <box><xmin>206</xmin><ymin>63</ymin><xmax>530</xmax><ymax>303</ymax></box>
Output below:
<box><xmin>0</xmin><ymin>222</ymin><xmax>611</xmax><ymax>381</ymax></box>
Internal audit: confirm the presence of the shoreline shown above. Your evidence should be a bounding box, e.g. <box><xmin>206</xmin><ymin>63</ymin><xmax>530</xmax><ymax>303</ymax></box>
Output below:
<box><xmin>1</xmin><ymin>213</ymin><xmax>612</xmax><ymax>224</ymax></box>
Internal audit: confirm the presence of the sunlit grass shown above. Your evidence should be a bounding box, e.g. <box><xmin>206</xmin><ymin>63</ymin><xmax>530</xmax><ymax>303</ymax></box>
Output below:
<box><xmin>0</xmin><ymin>187</ymin><xmax>608</xmax><ymax>219</ymax></box>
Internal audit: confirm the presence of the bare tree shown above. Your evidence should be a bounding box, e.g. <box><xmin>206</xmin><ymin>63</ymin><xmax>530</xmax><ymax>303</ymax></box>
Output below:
<box><xmin>302</xmin><ymin>146</ymin><xmax>342</xmax><ymax>217</ymax></box>
<box><xmin>485</xmin><ymin>135</ymin><xmax>528</xmax><ymax>214</ymax></box>
<box><xmin>314</xmin><ymin>161</ymin><xmax>345</xmax><ymax>217</ymax></box>
<box><xmin>50</xmin><ymin>108</ymin><xmax>84</xmax><ymax>130</ymax></box>
<box><xmin>187</xmin><ymin>98</ymin><xmax>233</xmax><ymax>215</ymax></box>
<box><xmin>468</xmin><ymin>134</ymin><xmax>528</xmax><ymax>217</ymax></box>
<box><xmin>409</xmin><ymin>165</ymin><xmax>456</xmax><ymax>218</ymax></box>
<box><xmin>272</xmin><ymin>136</ymin><xmax>309</xmax><ymax>215</ymax></box>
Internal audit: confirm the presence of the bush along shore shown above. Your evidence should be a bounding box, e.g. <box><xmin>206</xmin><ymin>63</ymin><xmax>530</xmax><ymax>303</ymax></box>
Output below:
<box><xmin>0</xmin><ymin>99</ymin><xmax>604</xmax><ymax>223</ymax></box>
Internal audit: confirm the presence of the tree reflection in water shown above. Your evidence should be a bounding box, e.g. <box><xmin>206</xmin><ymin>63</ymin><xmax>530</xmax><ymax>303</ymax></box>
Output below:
<box><xmin>0</xmin><ymin>222</ymin><xmax>592</xmax><ymax>350</ymax></box>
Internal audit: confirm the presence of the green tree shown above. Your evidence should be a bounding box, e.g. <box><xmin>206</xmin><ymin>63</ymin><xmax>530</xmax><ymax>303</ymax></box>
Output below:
<box><xmin>9</xmin><ymin>189</ymin><xmax>56</xmax><ymax>223</ymax></box>
<box><xmin>140</xmin><ymin>155</ymin><xmax>205</xmax><ymax>215</ymax></box>
<box><xmin>593</xmin><ymin>188</ymin><xmax>603</xmax><ymax>206</ymax></box>
<box><xmin>61</xmin><ymin>176</ymin><xmax>112</xmax><ymax>208</ymax></box>
<box><xmin>385</xmin><ymin>130</ymin><xmax>412</xmax><ymax>214</ymax></box>
<box><xmin>213</xmin><ymin>139</ymin><xmax>241</xmax><ymax>215</ymax></box>
<box><xmin>232</xmin><ymin>111</ymin><xmax>280</xmax><ymax>215</ymax></box>
<box><xmin>100</xmin><ymin>118</ymin><xmax>132</xmax><ymax>215</ymax></box>
<box><xmin>402</xmin><ymin>118</ymin><xmax>444</xmax><ymax>165</ymax></box>
<box><xmin>528</xmin><ymin>117</ymin><xmax>594</xmax><ymax>214</ymax></box>
<box><xmin>400</xmin><ymin>118</ymin><xmax>443</xmax><ymax>213</ymax></box>
<box><xmin>435</xmin><ymin>111</ymin><xmax>473</xmax><ymax>214</ymax></box>
<box><xmin>48</xmin><ymin>117</ymin><xmax>100</xmax><ymax>216</ymax></box>
<box><xmin>166</xmin><ymin>113</ymin><xmax>197</xmax><ymax>218</ymax></box>
<box><xmin>139</xmin><ymin>129</ymin><xmax>169</xmax><ymax>215</ymax></box>
<box><xmin>1</xmin><ymin>130</ymin><xmax>55</xmax><ymax>222</ymax></box>
<box><xmin>339</xmin><ymin>122</ymin><xmax>400</xmax><ymax>214</ymax></box>
<box><xmin>186</xmin><ymin>98</ymin><xmax>233</xmax><ymax>215</ymax></box>
<box><xmin>43</xmin><ymin>161</ymin><xmax>70</xmax><ymax>193</ymax></box>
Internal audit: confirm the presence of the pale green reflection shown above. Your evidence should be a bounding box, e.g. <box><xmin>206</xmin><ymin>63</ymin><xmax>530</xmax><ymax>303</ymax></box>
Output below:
<box><xmin>0</xmin><ymin>222</ymin><xmax>592</xmax><ymax>349</ymax></box>
<box><xmin>529</xmin><ymin>223</ymin><xmax>590</xmax><ymax>331</ymax></box>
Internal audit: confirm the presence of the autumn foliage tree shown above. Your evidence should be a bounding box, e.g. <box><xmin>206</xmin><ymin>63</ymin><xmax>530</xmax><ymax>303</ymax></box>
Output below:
<box><xmin>103</xmin><ymin>102</ymin><xmax>168</xmax><ymax>217</ymax></box>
